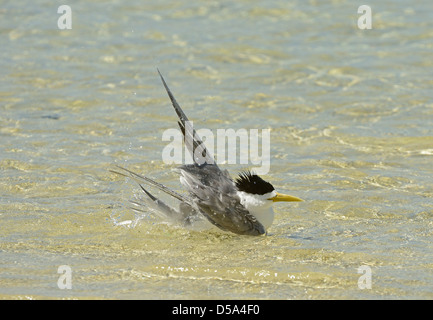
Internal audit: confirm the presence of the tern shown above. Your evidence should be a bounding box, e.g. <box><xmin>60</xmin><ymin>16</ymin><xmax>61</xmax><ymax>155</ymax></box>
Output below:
<box><xmin>111</xmin><ymin>70</ymin><xmax>303</xmax><ymax>236</ymax></box>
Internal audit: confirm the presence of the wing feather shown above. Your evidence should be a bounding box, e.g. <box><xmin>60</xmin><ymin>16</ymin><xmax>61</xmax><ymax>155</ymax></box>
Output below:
<box><xmin>158</xmin><ymin>69</ymin><xmax>216</xmax><ymax>166</ymax></box>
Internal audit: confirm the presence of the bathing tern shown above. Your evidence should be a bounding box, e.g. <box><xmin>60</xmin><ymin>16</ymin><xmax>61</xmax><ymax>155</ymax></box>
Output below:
<box><xmin>111</xmin><ymin>70</ymin><xmax>302</xmax><ymax>236</ymax></box>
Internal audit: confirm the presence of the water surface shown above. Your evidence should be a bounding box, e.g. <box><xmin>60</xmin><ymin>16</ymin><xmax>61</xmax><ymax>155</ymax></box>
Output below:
<box><xmin>1</xmin><ymin>0</ymin><xmax>432</xmax><ymax>299</ymax></box>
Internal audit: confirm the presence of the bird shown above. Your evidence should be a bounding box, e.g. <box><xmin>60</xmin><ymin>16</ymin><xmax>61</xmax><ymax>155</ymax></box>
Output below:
<box><xmin>111</xmin><ymin>69</ymin><xmax>303</xmax><ymax>236</ymax></box>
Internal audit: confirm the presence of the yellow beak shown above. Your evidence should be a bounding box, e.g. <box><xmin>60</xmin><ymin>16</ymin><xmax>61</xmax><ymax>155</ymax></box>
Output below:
<box><xmin>268</xmin><ymin>192</ymin><xmax>303</xmax><ymax>202</ymax></box>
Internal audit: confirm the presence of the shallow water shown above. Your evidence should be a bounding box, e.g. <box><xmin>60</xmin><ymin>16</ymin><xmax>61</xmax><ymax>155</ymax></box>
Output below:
<box><xmin>1</xmin><ymin>0</ymin><xmax>432</xmax><ymax>299</ymax></box>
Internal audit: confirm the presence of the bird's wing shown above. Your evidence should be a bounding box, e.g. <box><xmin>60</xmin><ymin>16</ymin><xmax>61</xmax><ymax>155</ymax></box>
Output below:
<box><xmin>110</xmin><ymin>165</ymin><xmax>203</xmax><ymax>226</ymax></box>
<box><xmin>178</xmin><ymin>164</ymin><xmax>266</xmax><ymax>236</ymax></box>
<box><xmin>157</xmin><ymin>69</ymin><xmax>217</xmax><ymax>167</ymax></box>
<box><xmin>110</xmin><ymin>165</ymin><xmax>187</xmax><ymax>202</ymax></box>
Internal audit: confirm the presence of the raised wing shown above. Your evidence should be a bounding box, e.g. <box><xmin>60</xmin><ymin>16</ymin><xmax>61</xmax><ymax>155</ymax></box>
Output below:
<box><xmin>157</xmin><ymin>69</ymin><xmax>216</xmax><ymax>167</ymax></box>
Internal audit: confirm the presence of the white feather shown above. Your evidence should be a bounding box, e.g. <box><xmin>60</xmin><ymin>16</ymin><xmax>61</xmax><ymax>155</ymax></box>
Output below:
<box><xmin>237</xmin><ymin>190</ymin><xmax>276</xmax><ymax>230</ymax></box>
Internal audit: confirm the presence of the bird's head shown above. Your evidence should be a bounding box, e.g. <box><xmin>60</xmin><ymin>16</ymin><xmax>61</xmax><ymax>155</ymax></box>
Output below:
<box><xmin>234</xmin><ymin>170</ymin><xmax>303</xmax><ymax>230</ymax></box>
<box><xmin>235</xmin><ymin>170</ymin><xmax>303</xmax><ymax>204</ymax></box>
